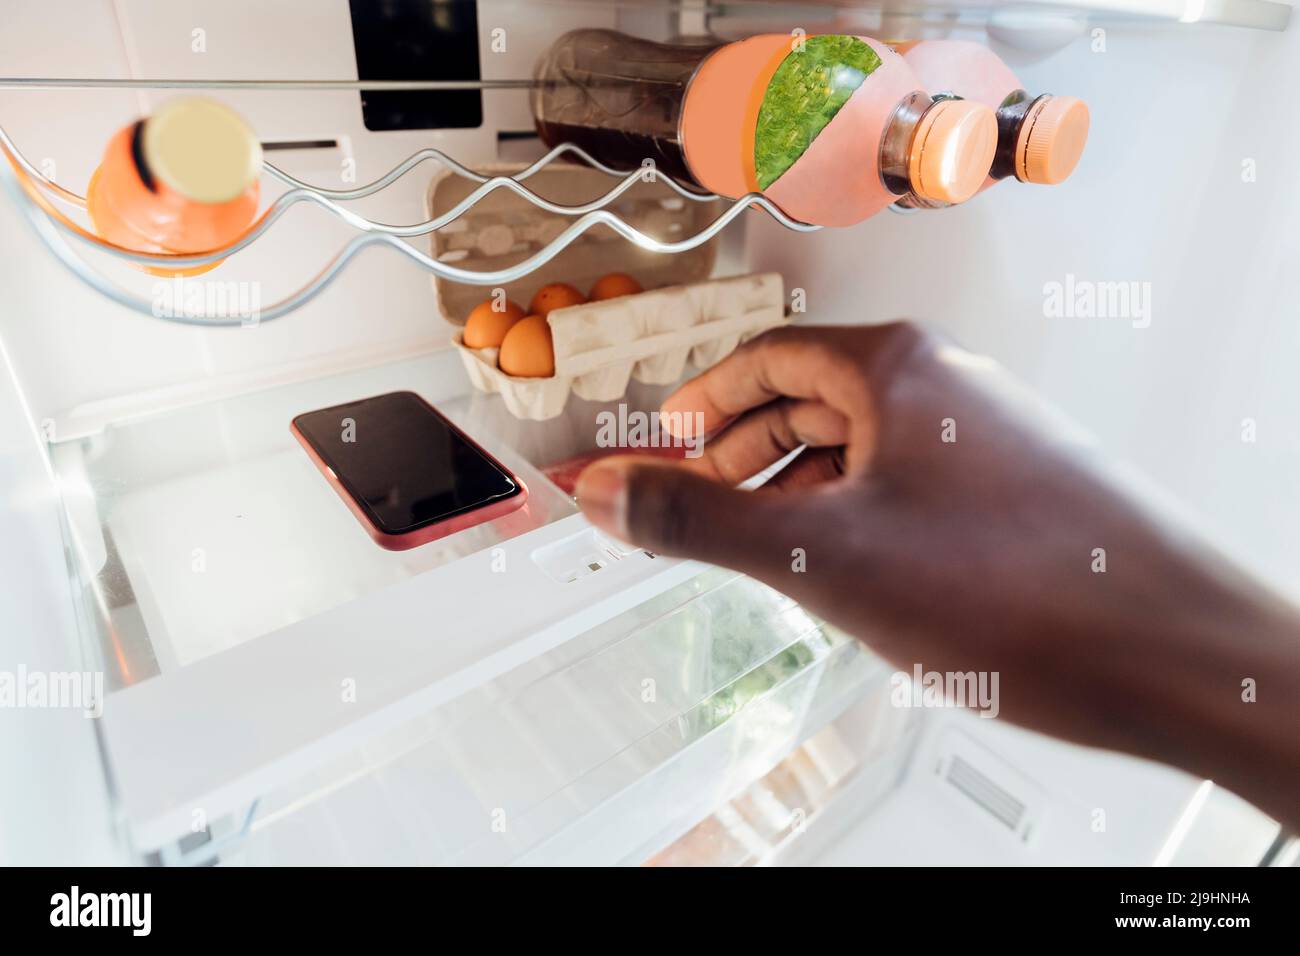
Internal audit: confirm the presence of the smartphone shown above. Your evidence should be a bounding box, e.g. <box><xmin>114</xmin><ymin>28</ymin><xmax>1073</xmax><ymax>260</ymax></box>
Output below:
<box><xmin>291</xmin><ymin>391</ymin><xmax>527</xmax><ymax>550</ymax></box>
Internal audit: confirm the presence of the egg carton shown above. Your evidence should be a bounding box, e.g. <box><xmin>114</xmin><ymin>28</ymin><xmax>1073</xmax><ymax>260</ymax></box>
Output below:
<box><xmin>428</xmin><ymin>161</ymin><xmax>787</xmax><ymax>420</ymax></box>
<box><xmin>428</xmin><ymin>160</ymin><xmax>723</xmax><ymax>323</ymax></box>
<box><xmin>454</xmin><ymin>272</ymin><xmax>787</xmax><ymax>420</ymax></box>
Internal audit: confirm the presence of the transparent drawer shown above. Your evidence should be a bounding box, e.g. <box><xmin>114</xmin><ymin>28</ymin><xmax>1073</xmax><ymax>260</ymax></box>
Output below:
<box><xmin>199</xmin><ymin>570</ymin><xmax>917</xmax><ymax>867</ymax></box>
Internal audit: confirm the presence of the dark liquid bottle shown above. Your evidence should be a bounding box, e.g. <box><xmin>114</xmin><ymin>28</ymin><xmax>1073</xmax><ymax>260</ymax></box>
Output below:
<box><xmin>531</xmin><ymin>29</ymin><xmax>718</xmax><ymax>187</ymax></box>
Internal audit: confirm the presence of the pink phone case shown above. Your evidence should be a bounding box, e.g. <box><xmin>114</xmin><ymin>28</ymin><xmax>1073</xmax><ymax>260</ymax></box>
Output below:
<box><xmin>291</xmin><ymin>395</ymin><xmax>529</xmax><ymax>551</ymax></box>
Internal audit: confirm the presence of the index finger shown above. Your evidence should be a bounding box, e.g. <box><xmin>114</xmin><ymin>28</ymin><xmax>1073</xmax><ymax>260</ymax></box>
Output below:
<box><xmin>661</xmin><ymin>325</ymin><xmax>876</xmax><ymax>437</ymax></box>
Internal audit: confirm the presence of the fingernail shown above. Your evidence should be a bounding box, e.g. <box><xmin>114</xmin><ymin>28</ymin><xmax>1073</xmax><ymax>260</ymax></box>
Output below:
<box><xmin>575</xmin><ymin>464</ymin><xmax>628</xmax><ymax>537</ymax></box>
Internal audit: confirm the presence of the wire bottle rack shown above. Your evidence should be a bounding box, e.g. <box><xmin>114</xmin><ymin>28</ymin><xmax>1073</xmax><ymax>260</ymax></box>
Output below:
<box><xmin>0</xmin><ymin>75</ymin><xmax>820</xmax><ymax>327</ymax></box>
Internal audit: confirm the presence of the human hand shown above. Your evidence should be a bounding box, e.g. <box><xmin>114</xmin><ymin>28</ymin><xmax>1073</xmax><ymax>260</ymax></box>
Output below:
<box><xmin>576</xmin><ymin>323</ymin><xmax>1300</xmax><ymax>828</ymax></box>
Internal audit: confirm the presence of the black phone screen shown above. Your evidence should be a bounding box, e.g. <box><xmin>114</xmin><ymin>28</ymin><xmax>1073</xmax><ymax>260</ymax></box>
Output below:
<box><xmin>293</xmin><ymin>391</ymin><xmax>520</xmax><ymax>535</ymax></box>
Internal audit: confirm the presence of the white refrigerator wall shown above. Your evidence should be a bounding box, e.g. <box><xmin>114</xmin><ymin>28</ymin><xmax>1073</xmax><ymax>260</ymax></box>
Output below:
<box><xmin>0</xmin><ymin>340</ymin><xmax>120</xmax><ymax>864</ymax></box>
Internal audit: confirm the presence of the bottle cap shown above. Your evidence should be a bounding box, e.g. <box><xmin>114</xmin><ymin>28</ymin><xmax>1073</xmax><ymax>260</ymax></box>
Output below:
<box><xmin>141</xmin><ymin>98</ymin><xmax>262</xmax><ymax>204</ymax></box>
<box><xmin>1017</xmin><ymin>96</ymin><xmax>1090</xmax><ymax>185</ymax></box>
<box><xmin>907</xmin><ymin>99</ymin><xmax>997</xmax><ymax>205</ymax></box>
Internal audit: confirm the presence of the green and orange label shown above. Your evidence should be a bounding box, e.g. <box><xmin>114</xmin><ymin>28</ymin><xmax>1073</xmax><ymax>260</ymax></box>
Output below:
<box><xmin>752</xmin><ymin>36</ymin><xmax>882</xmax><ymax>190</ymax></box>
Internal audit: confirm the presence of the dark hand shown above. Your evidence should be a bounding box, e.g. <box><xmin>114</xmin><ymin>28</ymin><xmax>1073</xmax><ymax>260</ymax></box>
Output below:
<box><xmin>576</xmin><ymin>323</ymin><xmax>1300</xmax><ymax>829</ymax></box>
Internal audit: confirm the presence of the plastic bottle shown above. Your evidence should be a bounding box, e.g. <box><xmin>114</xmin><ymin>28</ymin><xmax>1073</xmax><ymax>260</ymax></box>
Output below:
<box><xmin>86</xmin><ymin>97</ymin><xmax>262</xmax><ymax>275</ymax></box>
<box><xmin>891</xmin><ymin>40</ymin><xmax>1089</xmax><ymax>209</ymax></box>
<box><xmin>531</xmin><ymin>30</ymin><xmax>998</xmax><ymax>227</ymax></box>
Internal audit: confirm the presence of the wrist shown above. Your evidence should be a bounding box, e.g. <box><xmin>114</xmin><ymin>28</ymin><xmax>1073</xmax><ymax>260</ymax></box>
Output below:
<box><xmin>1127</xmin><ymin>578</ymin><xmax>1300</xmax><ymax>829</ymax></box>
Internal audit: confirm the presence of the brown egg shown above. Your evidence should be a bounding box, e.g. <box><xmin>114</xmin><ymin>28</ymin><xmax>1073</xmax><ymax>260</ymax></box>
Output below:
<box><xmin>463</xmin><ymin>297</ymin><xmax>526</xmax><ymax>349</ymax></box>
<box><xmin>589</xmin><ymin>272</ymin><xmax>643</xmax><ymax>301</ymax></box>
<box><xmin>498</xmin><ymin>315</ymin><xmax>555</xmax><ymax>378</ymax></box>
<box><xmin>529</xmin><ymin>282</ymin><xmax>586</xmax><ymax>318</ymax></box>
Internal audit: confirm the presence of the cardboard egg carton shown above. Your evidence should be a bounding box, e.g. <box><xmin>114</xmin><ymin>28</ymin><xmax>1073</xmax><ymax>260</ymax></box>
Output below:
<box><xmin>453</xmin><ymin>272</ymin><xmax>787</xmax><ymax>419</ymax></box>
<box><xmin>429</xmin><ymin>162</ymin><xmax>787</xmax><ymax>419</ymax></box>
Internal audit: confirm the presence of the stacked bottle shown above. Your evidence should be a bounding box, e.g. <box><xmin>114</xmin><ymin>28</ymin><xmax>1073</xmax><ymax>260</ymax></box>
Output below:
<box><xmin>891</xmin><ymin>40</ymin><xmax>1090</xmax><ymax>209</ymax></box>
<box><xmin>532</xmin><ymin>30</ymin><xmax>1000</xmax><ymax>228</ymax></box>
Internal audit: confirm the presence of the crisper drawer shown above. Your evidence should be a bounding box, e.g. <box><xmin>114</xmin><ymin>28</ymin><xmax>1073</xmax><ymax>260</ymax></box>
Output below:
<box><xmin>213</xmin><ymin>570</ymin><xmax>916</xmax><ymax>866</ymax></box>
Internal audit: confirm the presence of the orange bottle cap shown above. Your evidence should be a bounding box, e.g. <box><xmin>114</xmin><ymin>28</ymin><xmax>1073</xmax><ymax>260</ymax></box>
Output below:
<box><xmin>1017</xmin><ymin>96</ymin><xmax>1090</xmax><ymax>185</ymax></box>
<box><xmin>141</xmin><ymin>97</ymin><xmax>262</xmax><ymax>204</ymax></box>
<box><xmin>908</xmin><ymin>99</ymin><xmax>997</xmax><ymax>205</ymax></box>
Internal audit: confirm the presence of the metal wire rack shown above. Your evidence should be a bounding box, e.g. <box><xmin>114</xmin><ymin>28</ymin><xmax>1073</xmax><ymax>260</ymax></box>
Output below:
<box><xmin>0</xmin><ymin>75</ymin><xmax>820</xmax><ymax>327</ymax></box>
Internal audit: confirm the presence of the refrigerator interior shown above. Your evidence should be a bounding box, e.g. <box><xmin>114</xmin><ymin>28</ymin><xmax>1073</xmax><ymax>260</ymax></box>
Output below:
<box><xmin>0</xmin><ymin>0</ymin><xmax>1293</xmax><ymax>865</ymax></box>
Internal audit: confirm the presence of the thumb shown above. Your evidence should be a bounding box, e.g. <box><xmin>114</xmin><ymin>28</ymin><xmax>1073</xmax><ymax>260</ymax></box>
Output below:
<box><xmin>574</xmin><ymin>457</ymin><xmax>798</xmax><ymax>572</ymax></box>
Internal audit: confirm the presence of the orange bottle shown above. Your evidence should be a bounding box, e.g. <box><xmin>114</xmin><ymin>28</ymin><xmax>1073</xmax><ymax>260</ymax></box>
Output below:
<box><xmin>86</xmin><ymin>97</ymin><xmax>262</xmax><ymax>275</ymax></box>
<box><xmin>892</xmin><ymin>40</ymin><xmax>1089</xmax><ymax>208</ymax></box>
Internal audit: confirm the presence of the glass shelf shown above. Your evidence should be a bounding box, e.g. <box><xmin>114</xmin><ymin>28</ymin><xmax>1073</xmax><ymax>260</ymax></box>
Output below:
<box><xmin>49</xmin><ymin>346</ymin><xmax>686</xmax><ymax>691</ymax></box>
